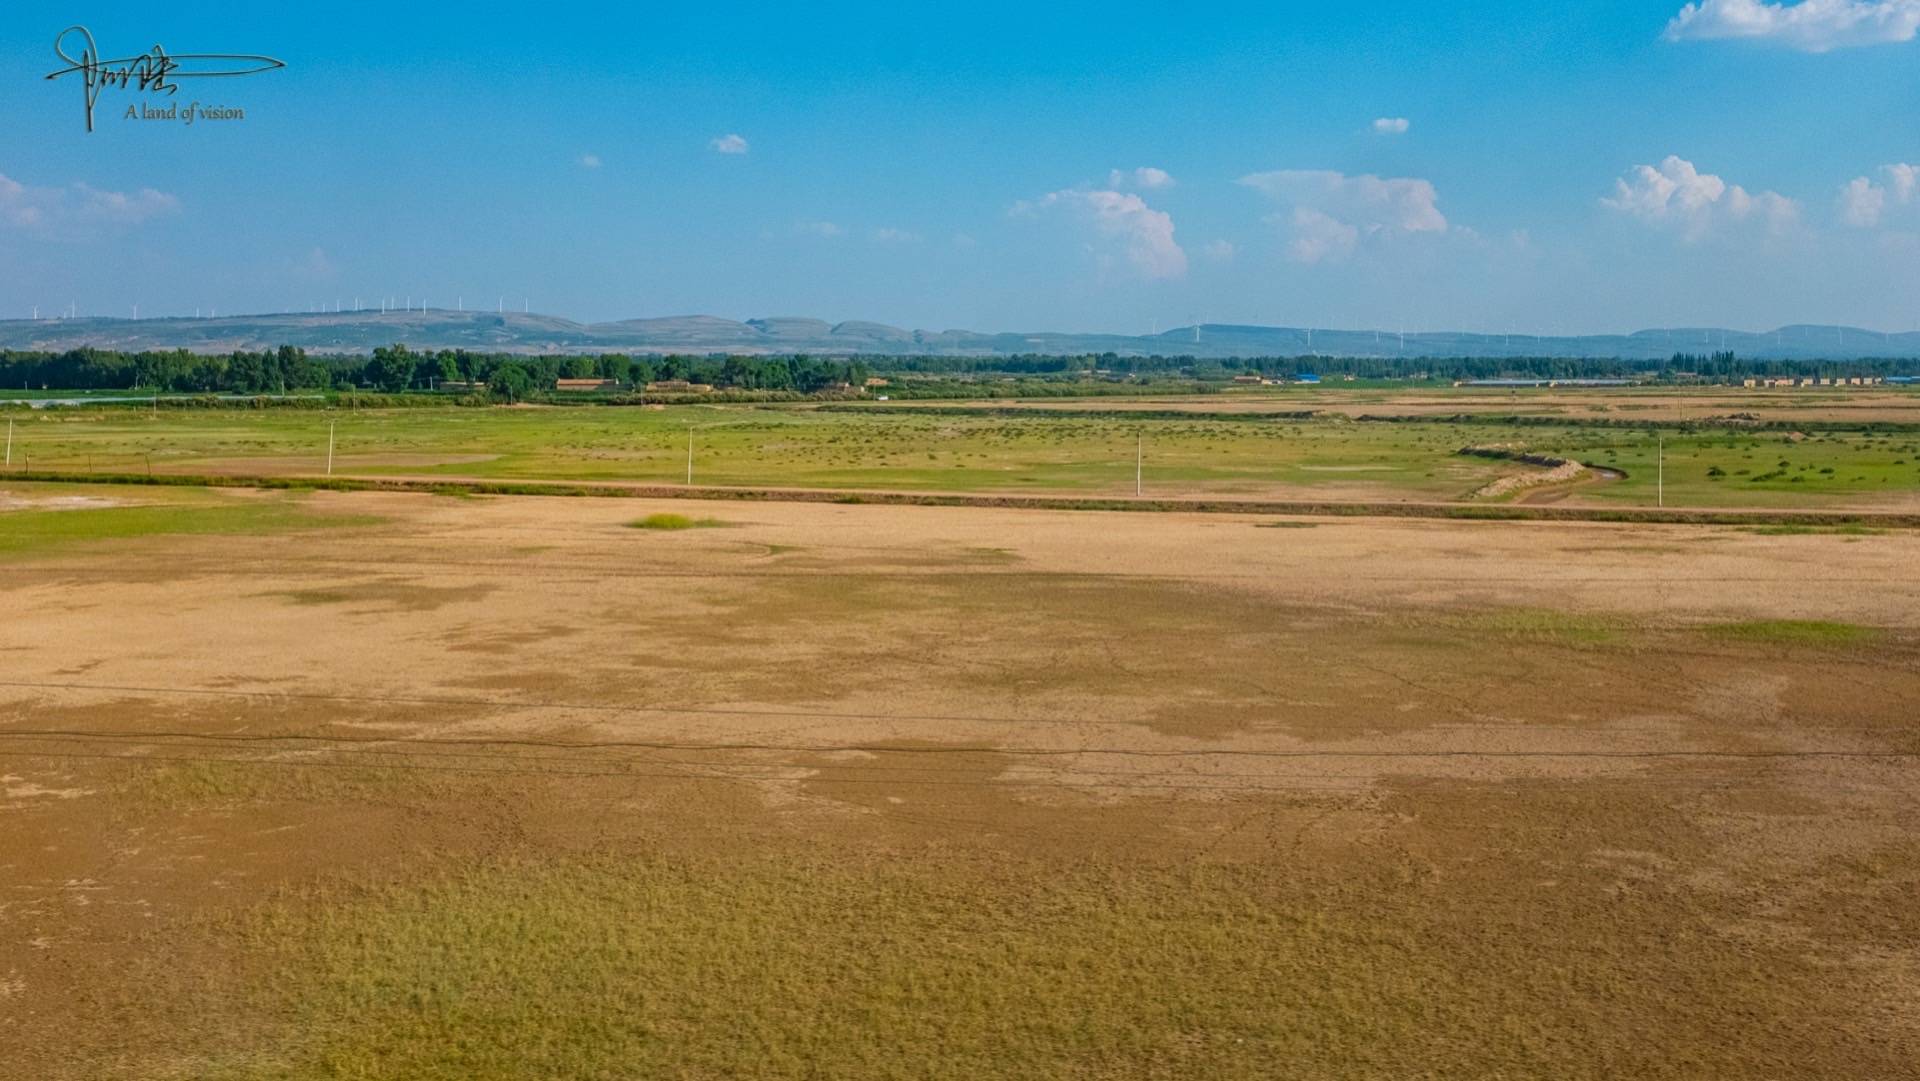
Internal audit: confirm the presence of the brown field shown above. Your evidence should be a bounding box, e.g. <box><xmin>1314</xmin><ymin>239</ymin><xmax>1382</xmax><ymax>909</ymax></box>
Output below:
<box><xmin>3</xmin><ymin>485</ymin><xmax>1918</xmax><ymax>1079</ymax></box>
<box><xmin>860</xmin><ymin>386</ymin><xmax>1920</xmax><ymax>423</ymax></box>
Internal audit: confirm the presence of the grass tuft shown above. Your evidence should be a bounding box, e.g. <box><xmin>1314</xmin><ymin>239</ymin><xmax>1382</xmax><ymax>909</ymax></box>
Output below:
<box><xmin>627</xmin><ymin>512</ymin><xmax>727</xmax><ymax>530</ymax></box>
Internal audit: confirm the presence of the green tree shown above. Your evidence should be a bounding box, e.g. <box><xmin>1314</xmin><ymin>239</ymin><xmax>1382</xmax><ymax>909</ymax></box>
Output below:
<box><xmin>490</xmin><ymin>362</ymin><xmax>533</xmax><ymax>403</ymax></box>
<box><xmin>368</xmin><ymin>345</ymin><xmax>415</xmax><ymax>392</ymax></box>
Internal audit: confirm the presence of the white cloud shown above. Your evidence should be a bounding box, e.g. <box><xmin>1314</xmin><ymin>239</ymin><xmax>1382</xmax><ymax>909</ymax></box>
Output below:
<box><xmin>871</xmin><ymin>227</ymin><xmax>922</xmax><ymax>244</ymax></box>
<box><xmin>1663</xmin><ymin>0</ymin><xmax>1920</xmax><ymax>52</ymax></box>
<box><xmin>1371</xmin><ymin>117</ymin><xmax>1411</xmax><ymax>135</ymax></box>
<box><xmin>1602</xmin><ymin>155</ymin><xmax>1798</xmax><ymax>238</ymax></box>
<box><xmin>578</xmin><ymin>153</ymin><xmax>602</xmax><ymax>169</ymax></box>
<box><xmin>1016</xmin><ymin>188</ymin><xmax>1187</xmax><ymax>279</ymax></box>
<box><xmin>710</xmin><ymin>133</ymin><xmax>750</xmax><ymax>154</ymax></box>
<box><xmin>1107</xmin><ymin>166</ymin><xmax>1176</xmax><ymax>190</ymax></box>
<box><xmin>792</xmin><ymin>220</ymin><xmax>842</xmax><ymax>239</ymax></box>
<box><xmin>1839</xmin><ymin>163</ymin><xmax>1920</xmax><ymax>227</ymax></box>
<box><xmin>293</xmin><ymin>247</ymin><xmax>336</xmax><ymax>279</ymax></box>
<box><xmin>1725</xmin><ymin>186</ymin><xmax>1800</xmax><ymax>228</ymax></box>
<box><xmin>1201</xmin><ymin>239</ymin><xmax>1236</xmax><ymax>262</ymax></box>
<box><xmin>1287</xmin><ymin>209</ymin><xmax>1360</xmax><ymax>263</ymax></box>
<box><xmin>1840</xmin><ymin>175</ymin><xmax>1888</xmax><ymax>226</ymax></box>
<box><xmin>0</xmin><ymin>172</ymin><xmax>179</xmax><ymax>235</ymax></box>
<box><xmin>1237</xmin><ymin>169</ymin><xmax>1447</xmax><ymax>263</ymax></box>
<box><xmin>0</xmin><ymin>174</ymin><xmax>23</xmax><ymax>225</ymax></box>
<box><xmin>1890</xmin><ymin>162</ymin><xmax>1920</xmax><ymax>201</ymax></box>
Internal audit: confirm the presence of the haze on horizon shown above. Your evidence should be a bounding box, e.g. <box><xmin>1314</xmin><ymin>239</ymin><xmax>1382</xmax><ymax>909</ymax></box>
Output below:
<box><xmin>3</xmin><ymin>0</ymin><xmax>1919</xmax><ymax>337</ymax></box>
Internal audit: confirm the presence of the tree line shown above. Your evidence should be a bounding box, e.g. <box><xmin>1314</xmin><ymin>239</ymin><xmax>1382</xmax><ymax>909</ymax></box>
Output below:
<box><xmin>0</xmin><ymin>347</ymin><xmax>873</xmax><ymax>399</ymax></box>
<box><xmin>1</xmin><ymin>346</ymin><xmax>1912</xmax><ymax>398</ymax></box>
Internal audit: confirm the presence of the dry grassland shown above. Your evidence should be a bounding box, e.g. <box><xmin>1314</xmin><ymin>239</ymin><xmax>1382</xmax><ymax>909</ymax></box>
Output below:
<box><xmin>1</xmin><ymin>486</ymin><xmax>1917</xmax><ymax>1078</ymax></box>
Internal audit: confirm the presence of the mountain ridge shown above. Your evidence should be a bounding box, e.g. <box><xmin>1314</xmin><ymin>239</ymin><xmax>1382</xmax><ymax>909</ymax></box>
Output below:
<box><xmin>0</xmin><ymin>310</ymin><xmax>1915</xmax><ymax>362</ymax></box>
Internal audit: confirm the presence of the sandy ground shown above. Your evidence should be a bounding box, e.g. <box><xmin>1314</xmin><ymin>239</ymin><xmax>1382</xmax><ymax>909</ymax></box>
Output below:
<box><xmin>2</xmin><ymin>490</ymin><xmax>1917</xmax><ymax>1076</ymax></box>
<box><xmin>0</xmin><ymin>492</ymin><xmax>127</xmax><ymax>512</ymax></box>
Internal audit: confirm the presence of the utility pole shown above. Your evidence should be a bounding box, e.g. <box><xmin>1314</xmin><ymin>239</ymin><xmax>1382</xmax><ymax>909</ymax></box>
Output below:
<box><xmin>686</xmin><ymin>426</ymin><xmax>694</xmax><ymax>485</ymax></box>
<box><xmin>1657</xmin><ymin>434</ymin><xmax>1664</xmax><ymax>508</ymax></box>
<box><xmin>5</xmin><ymin>418</ymin><xmax>12</xmax><ymax>468</ymax></box>
<box><xmin>1135</xmin><ymin>433</ymin><xmax>1143</xmax><ymax>497</ymax></box>
<box><xmin>327</xmin><ymin>421</ymin><xmax>336</xmax><ymax>476</ymax></box>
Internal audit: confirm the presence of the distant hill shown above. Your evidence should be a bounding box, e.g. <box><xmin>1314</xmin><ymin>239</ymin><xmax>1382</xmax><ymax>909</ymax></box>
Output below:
<box><xmin>0</xmin><ymin>310</ymin><xmax>1914</xmax><ymax>361</ymax></box>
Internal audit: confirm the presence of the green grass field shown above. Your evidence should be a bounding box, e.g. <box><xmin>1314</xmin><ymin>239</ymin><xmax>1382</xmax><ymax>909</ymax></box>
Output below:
<box><xmin>4</xmin><ymin>403</ymin><xmax>1920</xmax><ymax>507</ymax></box>
<box><xmin>1522</xmin><ymin>427</ymin><xmax>1920</xmax><ymax>507</ymax></box>
<box><xmin>0</xmin><ymin>487</ymin><xmax>381</xmax><ymax>555</ymax></box>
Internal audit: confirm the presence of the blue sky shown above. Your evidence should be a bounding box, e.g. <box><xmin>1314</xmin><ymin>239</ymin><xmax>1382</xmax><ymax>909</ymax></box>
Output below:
<box><xmin>3</xmin><ymin>0</ymin><xmax>1918</xmax><ymax>334</ymax></box>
